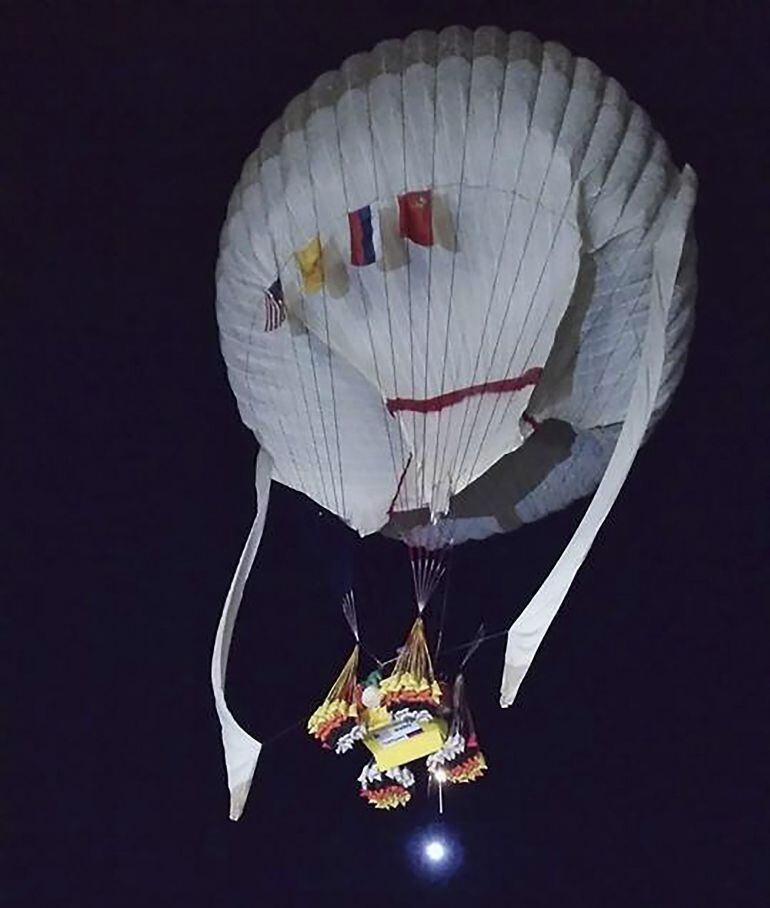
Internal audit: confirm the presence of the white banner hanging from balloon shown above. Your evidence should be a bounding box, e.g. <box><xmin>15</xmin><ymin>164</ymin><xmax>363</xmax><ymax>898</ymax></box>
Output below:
<box><xmin>500</xmin><ymin>166</ymin><xmax>697</xmax><ymax>707</ymax></box>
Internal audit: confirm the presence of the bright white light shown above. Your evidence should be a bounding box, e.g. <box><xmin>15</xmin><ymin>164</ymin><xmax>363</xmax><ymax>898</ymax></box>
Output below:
<box><xmin>424</xmin><ymin>840</ymin><xmax>447</xmax><ymax>863</ymax></box>
<box><xmin>433</xmin><ymin>768</ymin><xmax>448</xmax><ymax>783</ymax></box>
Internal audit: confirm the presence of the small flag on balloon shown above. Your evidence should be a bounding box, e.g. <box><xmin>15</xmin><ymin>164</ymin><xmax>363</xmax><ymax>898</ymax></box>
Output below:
<box><xmin>348</xmin><ymin>204</ymin><xmax>377</xmax><ymax>266</ymax></box>
<box><xmin>398</xmin><ymin>189</ymin><xmax>434</xmax><ymax>247</ymax></box>
<box><xmin>263</xmin><ymin>277</ymin><xmax>285</xmax><ymax>332</ymax></box>
<box><xmin>295</xmin><ymin>234</ymin><xmax>324</xmax><ymax>294</ymax></box>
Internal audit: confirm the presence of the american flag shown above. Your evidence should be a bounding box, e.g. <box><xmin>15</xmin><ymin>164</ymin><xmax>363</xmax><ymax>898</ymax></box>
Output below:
<box><xmin>263</xmin><ymin>277</ymin><xmax>285</xmax><ymax>332</ymax></box>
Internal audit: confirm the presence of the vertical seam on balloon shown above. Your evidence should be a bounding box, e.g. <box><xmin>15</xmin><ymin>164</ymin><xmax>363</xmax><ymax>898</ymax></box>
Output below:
<box><xmin>367</xmin><ymin>60</ymin><xmax>412</xmax><ymax>509</ymax></box>
<box><xmin>437</xmin><ymin>36</ymin><xmax>541</xmax><ymax>490</ymax></box>
<box><xmin>571</xmin><ymin>75</ymin><xmax>616</xmax><ymax>202</ymax></box>
<box><xmin>274</xmin><ymin>130</ymin><xmax>335</xmax><ymax>513</ymax></box>
<box><xmin>553</xmin><ymin>76</ymin><xmax>625</xmax><ymax>355</ymax></box>
<box><xmin>571</xmin><ymin>181</ymin><xmax>675</xmax><ymax>428</ymax></box>
<box><xmin>458</xmin><ymin>50</ymin><xmax>581</xmax><ymax>486</ymax></box>
<box><xmin>234</xmin><ymin>182</ymin><xmax>304</xmax><ymax>490</ymax></box>
<box><xmin>460</xmin><ymin>49</ymin><xmax>586</xmax><ymax>484</ymax></box>
<box><xmin>493</xmin><ymin>61</ymin><xmax>610</xmax><ymax>423</ymax></box>
<box><xmin>594</xmin><ymin>108</ymin><xmax>658</xmax><ymax>247</ymax></box>
<box><xmin>421</xmin><ymin>40</ymin><xmax>439</xmax><ymax>510</ymax></box>
<box><xmin>286</xmin><ymin>111</ymin><xmax>342</xmax><ymax>518</ymax></box>
<box><xmin>445</xmin><ymin>39</ymin><xmax>547</xmax><ymax>488</ymax></box>
<box><xmin>306</xmin><ymin>107</ymin><xmax>349</xmax><ymax>523</ymax></box>
<box><xmin>330</xmin><ymin>79</ymin><xmax>402</xmax><ymax>499</ymax></box>
<box><xmin>574</xmin><ymin>189</ymin><xmax>674</xmax><ymax>428</ymax></box>
<box><xmin>234</xmin><ymin>183</ymin><xmax>304</xmax><ymax>494</ymax></box>
<box><xmin>273</xmin><ymin>150</ymin><xmax>331</xmax><ymax>509</ymax></box>
<box><xmin>441</xmin><ymin>37</ymin><xmax>510</xmax><ymax>504</ymax></box>
<box><xmin>400</xmin><ymin>47</ymin><xmax>419</xmax><ymax>509</ymax></box>
<box><xmin>301</xmin><ymin>104</ymin><xmax>347</xmax><ymax>522</ymax></box>
<box><xmin>582</xmin><ymin>86</ymin><xmax>634</xmax><ymax>225</ymax></box>
<box><xmin>229</xmin><ymin>184</ymin><xmax>307</xmax><ymax>497</ymax></box>
<box><xmin>258</xmin><ymin>145</ymin><xmax>330</xmax><ymax>508</ymax></box>
<box><xmin>370</xmin><ymin>56</ymin><xmax>412</xmax><ymax>507</ymax></box>
<box><xmin>430</xmin><ymin>44</ymin><xmax>481</xmax><ymax>513</ymax></box>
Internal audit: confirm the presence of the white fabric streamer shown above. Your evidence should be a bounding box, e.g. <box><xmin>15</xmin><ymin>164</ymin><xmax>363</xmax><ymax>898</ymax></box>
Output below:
<box><xmin>500</xmin><ymin>166</ymin><xmax>697</xmax><ymax>707</ymax></box>
<box><xmin>211</xmin><ymin>448</ymin><xmax>273</xmax><ymax>819</ymax></box>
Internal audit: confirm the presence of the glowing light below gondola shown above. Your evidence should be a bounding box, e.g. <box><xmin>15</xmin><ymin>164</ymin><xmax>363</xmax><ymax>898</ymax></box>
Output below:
<box><xmin>424</xmin><ymin>840</ymin><xmax>447</xmax><ymax>863</ymax></box>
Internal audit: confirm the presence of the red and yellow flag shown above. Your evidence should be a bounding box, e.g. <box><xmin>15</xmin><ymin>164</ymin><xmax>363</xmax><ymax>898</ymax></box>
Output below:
<box><xmin>398</xmin><ymin>189</ymin><xmax>434</xmax><ymax>247</ymax></box>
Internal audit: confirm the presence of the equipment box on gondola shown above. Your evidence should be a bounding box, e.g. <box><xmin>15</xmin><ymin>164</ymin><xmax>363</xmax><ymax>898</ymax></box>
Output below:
<box><xmin>362</xmin><ymin>713</ymin><xmax>447</xmax><ymax>771</ymax></box>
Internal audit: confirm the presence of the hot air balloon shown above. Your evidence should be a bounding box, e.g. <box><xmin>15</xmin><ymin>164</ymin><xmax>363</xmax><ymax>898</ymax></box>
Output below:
<box><xmin>213</xmin><ymin>26</ymin><xmax>697</xmax><ymax>819</ymax></box>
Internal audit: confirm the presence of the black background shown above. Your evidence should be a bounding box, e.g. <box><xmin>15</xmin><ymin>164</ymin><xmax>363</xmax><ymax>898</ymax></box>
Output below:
<box><xmin>5</xmin><ymin>2</ymin><xmax>768</xmax><ymax>905</ymax></box>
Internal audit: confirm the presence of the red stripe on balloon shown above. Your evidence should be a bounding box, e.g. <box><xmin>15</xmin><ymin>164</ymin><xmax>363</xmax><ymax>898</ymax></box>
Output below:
<box><xmin>386</xmin><ymin>368</ymin><xmax>543</xmax><ymax>415</ymax></box>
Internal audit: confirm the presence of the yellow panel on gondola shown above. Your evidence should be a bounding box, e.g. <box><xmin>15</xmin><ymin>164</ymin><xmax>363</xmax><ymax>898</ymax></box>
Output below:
<box><xmin>362</xmin><ymin>713</ymin><xmax>447</xmax><ymax>771</ymax></box>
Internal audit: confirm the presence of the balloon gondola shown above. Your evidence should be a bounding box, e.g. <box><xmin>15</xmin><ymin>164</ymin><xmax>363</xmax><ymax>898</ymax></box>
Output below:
<box><xmin>306</xmin><ymin>591</ymin><xmax>488</xmax><ymax>810</ymax></box>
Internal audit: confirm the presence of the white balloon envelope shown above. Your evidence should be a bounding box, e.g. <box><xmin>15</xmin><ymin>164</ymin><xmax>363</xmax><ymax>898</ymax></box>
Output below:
<box><xmin>213</xmin><ymin>26</ymin><xmax>697</xmax><ymax>819</ymax></box>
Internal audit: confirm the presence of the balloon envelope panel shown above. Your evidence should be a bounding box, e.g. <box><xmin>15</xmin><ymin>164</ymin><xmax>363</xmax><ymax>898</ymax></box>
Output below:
<box><xmin>216</xmin><ymin>26</ymin><xmax>696</xmax><ymax>543</ymax></box>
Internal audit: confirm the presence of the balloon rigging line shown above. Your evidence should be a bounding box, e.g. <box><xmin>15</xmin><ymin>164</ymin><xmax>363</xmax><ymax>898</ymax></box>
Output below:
<box><xmin>330</xmin><ymin>101</ymin><xmax>403</xmax><ymax>494</ymax></box>
<box><xmin>398</xmin><ymin>69</ymin><xmax>418</xmax><ymax>508</ymax></box>
<box><xmin>341</xmin><ymin>589</ymin><xmax>385</xmax><ymax>668</ymax></box>
<box><xmin>341</xmin><ymin>590</ymin><xmax>359</xmax><ymax>642</ymax></box>
<box><xmin>451</xmin><ymin>91</ymin><xmax>570</xmax><ymax>488</ymax></box>
<box><xmin>447</xmin><ymin>61</ymin><xmax>589</xmax><ymax>490</ymax></box>
<box><xmin>377</xmin><ymin>625</ymin><xmax>506</xmax><ymax>670</ymax></box>
<box><xmin>460</xmin><ymin>622</ymin><xmax>487</xmax><ymax>669</ymax></box>
<box><xmin>364</xmin><ymin>81</ymin><xmax>412</xmax><ymax>502</ymax></box>
<box><xmin>262</xmin><ymin>626</ymin><xmax>506</xmax><ymax>750</ymax></box>
<box><xmin>302</xmin><ymin>143</ymin><xmax>347</xmax><ymax>522</ymax></box>
<box><xmin>409</xmin><ymin>546</ymin><xmax>448</xmax><ymax>611</ymax></box>
<box><xmin>262</xmin><ymin>717</ymin><xmax>307</xmax><ymax>747</ymax></box>
<box><xmin>420</xmin><ymin>58</ymin><xmax>440</xmax><ymax>509</ymax></box>
<box><xmin>435</xmin><ymin>62</ymin><xmax>539</xmax><ymax>494</ymax></box>
<box><xmin>279</xmin><ymin>154</ymin><xmax>342</xmax><ymax>517</ymax></box>
<box><xmin>433</xmin><ymin>553</ymin><xmax>453</xmax><ymax>662</ymax></box>
<box><xmin>237</xmin><ymin>204</ymin><xmax>305</xmax><ymax>496</ymax></box>
<box><xmin>431</xmin><ymin>43</ymin><xmax>483</xmax><ymax>510</ymax></box>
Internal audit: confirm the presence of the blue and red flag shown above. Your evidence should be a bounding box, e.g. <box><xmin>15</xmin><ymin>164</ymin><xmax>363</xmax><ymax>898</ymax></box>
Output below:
<box><xmin>348</xmin><ymin>204</ymin><xmax>376</xmax><ymax>266</ymax></box>
<box><xmin>398</xmin><ymin>189</ymin><xmax>434</xmax><ymax>246</ymax></box>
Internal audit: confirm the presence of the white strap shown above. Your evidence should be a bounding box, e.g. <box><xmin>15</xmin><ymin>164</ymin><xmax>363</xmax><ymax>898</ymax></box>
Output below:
<box><xmin>500</xmin><ymin>166</ymin><xmax>697</xmax><ymax>707</ymax></box>
<box><xmin>211</xmin><ymin>448</ymin><xmax>273</xmax><ymax>818</ymax></box>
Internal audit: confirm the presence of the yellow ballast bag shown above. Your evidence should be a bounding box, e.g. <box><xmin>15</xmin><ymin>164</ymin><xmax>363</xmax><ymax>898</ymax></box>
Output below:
<box><xmin>307</xmin><ymin>645</ymin><xmax>360</xmax><ymax>750</ymax></box>
<box><xmin>363</xmin><ymin>714</ymin><xmax>447</xmax><ymax>771</ymax></box>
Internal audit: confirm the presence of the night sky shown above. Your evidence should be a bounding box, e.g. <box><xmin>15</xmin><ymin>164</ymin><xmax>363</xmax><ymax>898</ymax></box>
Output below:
<box><xmin>6</xmin><ymin>3</ymin><xmax>768</xmax><ymax>905</ymax></box>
